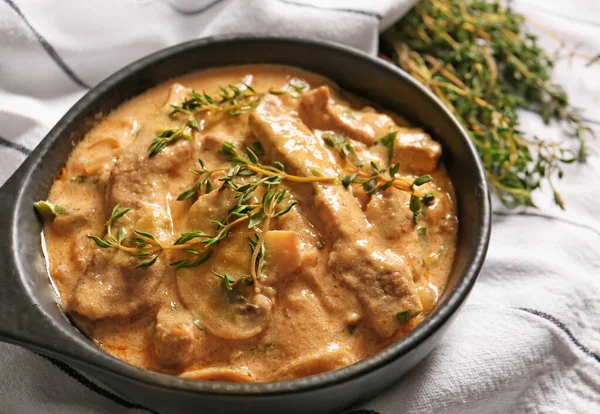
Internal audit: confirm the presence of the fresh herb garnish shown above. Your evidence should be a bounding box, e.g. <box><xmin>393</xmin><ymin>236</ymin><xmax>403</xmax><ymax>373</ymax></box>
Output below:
<box><xmin>383</xmin><ymin>0</ymin><xmax>591</xmax><ymax>209</ymax></box>
<box><xmin>87</xmin><ymin>204</ymin><xmax>214</xmax><ymax>269</ymax></box>
<box><xmin>148</xmin><ymin>124</ymin><xmax>194</xmax><ymax>157</ymax></box>
<box><xmin>218</xmin><ymin>141</ymin><xmax>337</xmax><ymax>185</ymax></box>
<box><xmin>212</xmin><ymin>271</ymin><xmax>236</xmax><ymax>290</ymax></box>
<box><xmin>396</xmin><ymin>309</ymin><xmax>421</xmax><ymax>324</ymax></box>
<box><xmin>378</xmin><ymin>131</ymin><xmax>398</xmax><ymax>163</ymax></box>
<box><xmin>341</xmin><ymin>160</ymin><xmax>435</xmax><ymax>224</ymax></box>
<box><xmin>87</xmin><ymin>140</ymin><xmax>332</xmax><ymax>274</ymax></box>
<box><xmin>148</xmin><ymin>83</ymin><xmax>263</xmax><ymax>157</ymax></box>
<box><xmin>177</xmin><ymin>158</ymin><xmax>224</xmax><ymax>202</ymax></box>
<box><xmin>212</xmin><ymin>271</ymin><xmax>253</xmax><ymax>291</ymax></box>
<box><xmin>323</xmin><ymin>131</ymin><xmax>436</xmax><ymax>223</ymax></box>
<box><xmin>170</xmin><ymin>84</ymin><xmax>263</xmax><ymax>118</ymax></box>
<box><xmin>34</xmin><ymin>200</ymin><xmax>66</xmax><ymax>221</ymax></box>
<box><xmin>269</xmin><ymin>79</ymin><xmax>309</xmax><ymax>97</ymax></box>
<box><xmin>410</xmin><ymin>174</ymin><xmax>434</xmax><ymax>224</ymax></box>
<box><xmin>322</xmin><ymin>132</ymin><xmax>363</xmax><ymax>167</ymax></box>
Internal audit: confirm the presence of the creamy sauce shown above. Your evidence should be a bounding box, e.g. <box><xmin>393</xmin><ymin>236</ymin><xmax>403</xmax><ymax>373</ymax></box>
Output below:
<box><xmin>42</xmin><ymin>65</ymin><xmax>458</xmax><ymax>382</ymax></box>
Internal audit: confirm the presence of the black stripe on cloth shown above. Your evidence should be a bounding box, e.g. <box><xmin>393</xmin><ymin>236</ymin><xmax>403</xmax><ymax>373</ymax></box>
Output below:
<box><xmin>345</xmin><ymin>410</ymin><xmax>381</xmax><ymax>414</ymax></box>
<box><xmin>492</xmin><ymin>211</ymin><xmax>600</xmax><ymax>238</ymax></box>
<box><xmin>2</xmin><ymin>0</ymin><xmax>90</xmax><ymax>89</ymax></box>
<box><xmin>166</xmin><ymin>0</ymin><xmax>226</xmax><ymax>15</ymax></box>
<box><xmin>277</xmin><ymin>0</ymin><xmax>382</xmax><ymax>20</ymax></box>
<box><xmin>39</xmin><ymin>354</ymin><xmax>158</xmax><ymax>413</ymax></box>
<box><xmin>517</xmin><ymin>308</ymin><xmax>600</xmax><ymax>364</ymax></box>
<box><xmin>0</xmin><ymin>136</ymin><xmax>32</xmax><ymax>155</ymax></box>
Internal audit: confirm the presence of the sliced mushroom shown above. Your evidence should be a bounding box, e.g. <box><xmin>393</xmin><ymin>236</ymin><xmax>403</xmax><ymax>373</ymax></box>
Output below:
<box><xmin>180</xmin><ymin>367</ymin><xmax>254</xmax><ymax>382</ymax></box>
<box><xmin>176</xmin><ymin>230</ymin><xmax>272</xmax><ymax>340</ymax></box>
<box><xmin>273</xmin><ymin>346</ymin><xmax>354</xmax><ymax>380</ymax></box>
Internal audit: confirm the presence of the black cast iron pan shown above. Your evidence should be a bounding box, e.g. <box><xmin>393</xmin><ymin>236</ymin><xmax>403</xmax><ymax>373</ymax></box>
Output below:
<box><xmin>0</xmin><ymin>35</ymin><xmax>490</xmax><ymax>414</ymax></box>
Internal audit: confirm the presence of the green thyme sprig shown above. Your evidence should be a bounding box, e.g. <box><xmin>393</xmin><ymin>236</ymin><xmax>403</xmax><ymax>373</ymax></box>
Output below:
<box><xmin>269</xmin><ymin>79</ymin><xmax>309</xmax><ymax>97</ymax></box>
<box><xmin>170</xmin><ymin>83</ymin><xmax>263</xmax><ymax>117</ymax></box>
<box><xmin>88</xmin><ymin>141</ymin><xmax>321</xmax><ymax>272</ymax></box>
<box><xmin>248</xmin><ymin>233</ymin><xmax>266</xmax><ymax>281</ymax></box>
<box><xmin>148</xmin><ymin>121</ymin><xmax>197</xmax><ymax>157</ymax></box>
<box><xmin>218</xmin><ymin>141</ymin><xmax>337</xmax><ymax>184</ymax></box>
<box><xmin>321</xmin><ymin>132</ymin><xmax>437</xmax><ymax>224</ymax></box>
<box><xmin>212</xmin><ymin>271</ymin><xmax>254</xmax><ymax>290</ymax></box>
<box><xmin>177</xmin><ymin>158</ymin><xmax>226</xmax><ymax>202</ymax></box>
<box><xmin>322</xmin><ymin>132</ymin><xmax>363</xmax><ymax>167</ymax></box>
<box><xmin>378</xmin><ymin>131</ymin><xmax>398</xmax><ymax>163</ymax></box>
<box><xmin>148</xmin><ymin>83</ymin><xmax>263</xmax><ymax>157</ymax></box>
<box><xmin>397</xmin><ymin>309</ymin><xmax>422</xmax><ymax>324</ymax></box>
<box><xmin>341</xmin><ymin>161</ymin><xmax>435</xmax><ymax>223</ymax></box>
<box><xmin>383</xmin><ymin>0</ymin><xmax>591</xmax><ymax>209</ymax></box>
<box><xmin>87</xmin><ymin>204</ymin><xmax>217</xmax><ymax>269</ymax></box>
<box><xmin>87</xmin><ymin>204</ymin><xmax>165</xmax><ymax>268</ymax></box>
<box><xmin>409</xmin><ymin>175</ymin><xmax>435</xmax><ymax>224</ymax></box>
<box><xmin>214</xmin><ymin>142</ymin><xmax>307</xmax><ymax>290</ymax></box>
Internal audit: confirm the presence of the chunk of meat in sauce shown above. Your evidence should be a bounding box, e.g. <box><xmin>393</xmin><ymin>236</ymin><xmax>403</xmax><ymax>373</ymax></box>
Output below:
<box><xmin>390</xmin><ymin>129</ymin><xmax>442</xmax><ymax>174</ymax></box>
<box><xmin>301</xmin><ymin>86</ymin><xmax>441</xmax><ymax>174</ymax></box>
<box><xmin>249</xmin><ymin>95</ymin><xmax>423</xmax><ymax>338</ymax></box>
<box><xmin>72</xmin><ymin>108</ymin><xmax>199</xmax><ymax>320</ymax></box>
<box><xmin>365</xmin><ymin>189</ymin><xmax>424</xmax><ymax>283</ymax></box>
<box><xmin>299</xmin><ymin>86</ymin><xmax>397</xmax><ymax>146</ymax></box>
<box><xmin>263</xmin><ymin>230</ymin><xmax>303</xmax><ymax>284</ymax></box>
<box><xmin>69</xmin><ymin>250</ymin><xmax>164</xmax><ymax>319</ymax></box>
<box><xmin>153</xmin><ymin>307</ymin><xmax>197</xmax><ymax>367</ymax></box>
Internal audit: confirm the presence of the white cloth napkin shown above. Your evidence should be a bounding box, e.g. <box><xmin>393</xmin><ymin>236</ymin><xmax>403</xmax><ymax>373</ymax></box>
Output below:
<box><xmin>1</xmin><ymin>1</ymin><xmax>599</xmax><ymax>413</ymax></box>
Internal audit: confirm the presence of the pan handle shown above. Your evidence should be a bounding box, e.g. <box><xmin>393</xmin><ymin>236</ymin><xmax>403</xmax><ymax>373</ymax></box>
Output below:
<box><xmin>0</xmin><ymin>177</ymin><xmax>76</xmax><ymax>356</ymax></box>
<box><xmin>0</xmin><ymin>174</ymin><xmax>117</xmax><ymax>376</ymax></box>
<box><xmin>0</xmin><ymin>179</ymin><xmax>45</xmax><ymax>345</ymax></box>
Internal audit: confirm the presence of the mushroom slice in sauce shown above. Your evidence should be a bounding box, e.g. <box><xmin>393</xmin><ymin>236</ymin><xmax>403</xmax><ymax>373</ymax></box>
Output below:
<box><xmin>176</xmin><ymin>230</ymin><xmax>273</xmax><ymax>340</ymax></box>
<box><xmin>180</xmin><ymin>367</ymin><xmax>254</xmax><ymax>382</ymax></box>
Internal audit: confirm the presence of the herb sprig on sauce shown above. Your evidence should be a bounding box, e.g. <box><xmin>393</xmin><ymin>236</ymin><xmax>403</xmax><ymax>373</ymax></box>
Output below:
<box><xmin>85</xmin><ymin>141</ymin><xmax>334</xmax><ymax>287</ymax></box>
<box><xmin>323</xmin><ymin>131</ymin><xmax>437</xmax><ymax>223</ymax></box>
<box><xmin>147</xmin><ymin>83</ymin><xmax>263</xmax><ymax>157</ymax></box>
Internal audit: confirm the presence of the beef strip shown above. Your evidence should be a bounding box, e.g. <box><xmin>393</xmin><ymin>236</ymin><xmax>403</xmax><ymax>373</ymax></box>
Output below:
<box><xmin>249</xmin><ymin>95</ymin><xmax>422</xmax><ymax>338</ymax></box>
<box><xmin>299</xmin><ymin>86</ymin><xmax>397</xmax><ymax>146</ymax></box>
<box><xmin>300</xmin><ymin>86</ymin><xmax>442</xmax><ymax>174</ymax></box>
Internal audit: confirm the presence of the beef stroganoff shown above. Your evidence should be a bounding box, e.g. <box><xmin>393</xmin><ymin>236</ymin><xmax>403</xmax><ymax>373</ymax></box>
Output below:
<box><xmin>35</xmin><ymin>65</ymin><xmax>458</xmax><ymax>382</ymax></box>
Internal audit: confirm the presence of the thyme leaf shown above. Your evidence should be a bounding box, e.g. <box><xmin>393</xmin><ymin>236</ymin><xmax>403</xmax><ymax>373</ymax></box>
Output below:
<box><xmin>34</xmin><ymin>200</ymin><xmax>66</xmax><ymax>221</ymax></box>
<box><xmin>396</xmin><ymin>309</ymin><xmax>421</xmax><ymax>324</ymax></box>
<box><xmin>322</xmin><ymin>132</ymin><xmax>363</xmax><ymax>167</ymax></box>
<box><xmin>378</xmin><ymin>131</ymin><xmax>398</xmax><ymax>163</ymax></box>
<box><xmin>212</xmin><ymin>271</ymin><xmax>236</xmax><ymax>290</ymax></box>
<box><xmin>148</xmin><ymin>124</ymin><xmax>193</xmax><ymax>157</ymax></box>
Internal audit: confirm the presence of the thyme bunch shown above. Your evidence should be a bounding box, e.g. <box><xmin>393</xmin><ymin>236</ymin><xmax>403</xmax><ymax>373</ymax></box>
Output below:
<box><xmin>383</xmin><ymin>0</ymin><xmax>591</xmax><ymax>209</ymax></box>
